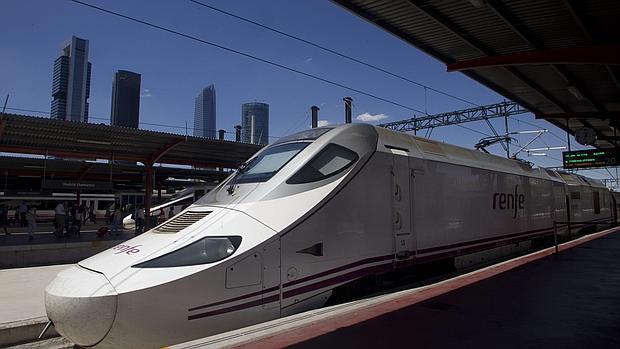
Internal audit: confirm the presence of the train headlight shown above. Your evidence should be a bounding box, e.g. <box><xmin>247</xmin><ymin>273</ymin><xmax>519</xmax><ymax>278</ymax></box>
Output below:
<box><xmin>132</xmin><ymin>236</ymin><xmax>242</xmax><ymax>268</ymax></box>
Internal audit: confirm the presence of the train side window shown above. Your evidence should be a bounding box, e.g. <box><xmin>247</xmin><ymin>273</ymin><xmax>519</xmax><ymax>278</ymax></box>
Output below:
<box><xmin>287</xmin><ymin>144</ymin><xmax>358</xmax><ymax>184</ymax></box>
<box><xmin>593</xmin><ymin>191</ymin><xmax>601</xmax><ymax>214</ymax></box>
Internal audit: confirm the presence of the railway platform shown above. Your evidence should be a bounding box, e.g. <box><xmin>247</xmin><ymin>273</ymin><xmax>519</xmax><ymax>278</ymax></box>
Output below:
<box><xmin>0</xmin><ymin>229</ymin><xmax>132</xmax><ymax>269</ymax></box>
<box><xmin>173</xmin><ymin>226</ymin><xmax>620</xmax><ymax>349</ymax></box>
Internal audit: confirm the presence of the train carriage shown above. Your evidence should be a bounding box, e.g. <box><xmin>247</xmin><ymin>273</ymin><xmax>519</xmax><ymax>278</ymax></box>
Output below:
<box><xmin>44</xmin><ymin>124</ymin><xmax>614</xmax><ymax>348</ymax></box>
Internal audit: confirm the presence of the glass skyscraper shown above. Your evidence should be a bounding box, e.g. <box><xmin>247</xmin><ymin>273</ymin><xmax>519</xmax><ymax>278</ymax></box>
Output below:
<box><xmin>194</xmin><ymin>85</ymin><xmax>216</xmax><ymax>138</ymax></box>
<box><xmin>111</xmin><ymin>70</ymin><xmax>141</xmax><ymax>128</ymax></box>
<box><xmin>242</xmin><ymin>102</ymin><xmax>269</xmax><ymax>145</ymax></box>
<box><xmin>51</xmin><ymin>36</ymin><xmax>91</xmax><ymax>122</ymax></box>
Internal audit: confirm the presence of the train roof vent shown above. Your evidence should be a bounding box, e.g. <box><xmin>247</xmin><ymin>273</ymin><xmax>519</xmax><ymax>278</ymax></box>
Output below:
<box><xmin>152</xmin><ymin>211</ymin><xmax>211</xmax><ymax>234</ymax></box>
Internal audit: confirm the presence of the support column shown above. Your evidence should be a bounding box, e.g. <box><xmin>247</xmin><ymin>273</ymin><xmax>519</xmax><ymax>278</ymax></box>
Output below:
<box><xmin>566</xmin><ymin>118</ymin><xmax>572</xmax><ymax>152</ymax></box>
<box><xmin>144</xmin><ymin>162</ymin><xmax>153</xmax><ymax>231</ymax></box>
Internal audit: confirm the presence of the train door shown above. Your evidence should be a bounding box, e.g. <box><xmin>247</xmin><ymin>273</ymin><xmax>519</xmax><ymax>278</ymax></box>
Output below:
<box><xmin>261</xmin><ymin>238</ymin><xmax>281</xmax><ymax>316</ymax></box>
<box><xmin>391</xmin><ymin>150</ymin><xmax>414</xmax><ymax>262</ymax></box>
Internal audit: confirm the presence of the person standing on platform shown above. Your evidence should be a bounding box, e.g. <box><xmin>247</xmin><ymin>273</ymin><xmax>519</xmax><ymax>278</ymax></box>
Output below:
<box><xmin>168</xmin><ymin>206</ymin><xmax>175</xmax><ymax>219</ymax></box>
<box><xmin>19</xmin><ymin>201</ymin><xmax>28</xmax><ymax>227</ymax></box>
<box><xmin>75</xmin><ymin>204</ymin><xmax>83</xmax><ymax>234</ymax></box>
<box><xmin>89</xmin><ymin>205</ymin><xmax>96</xmax><ymax>224</ymax></box>
<box><xmin>0</xmin><ymin>204</ymin><xmax>9</xmax><ymax>235</ymax></box>
<box><xmin>80</xmin><ymin>203</ymin><xmax>87</xmax><ymax>225</ymax></box>
<box><xmin>26</xmin><ymin>206</ymin><xmax>37</xmax><ymax>241</ymax></box>
<box><xmin>54</xmin><ymin>202</ymin><xmax>66</xmax><ymax>237</ymax></box>
<box><xmin>136</xmin><ymin>205</ymin><xmax>145</xmax><ymax>235</ymax></box>
<box><xmin>157</xmin><ymin>208</ymin><xmax>166</xmax><ymax>225</ymax></box>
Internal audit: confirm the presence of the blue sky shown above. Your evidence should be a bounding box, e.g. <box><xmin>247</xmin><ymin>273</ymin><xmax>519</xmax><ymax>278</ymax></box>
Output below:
<box><xmin>0</xmin><ymin>0</ymin><xmax>610</xmax><ymax>179</ymax></box>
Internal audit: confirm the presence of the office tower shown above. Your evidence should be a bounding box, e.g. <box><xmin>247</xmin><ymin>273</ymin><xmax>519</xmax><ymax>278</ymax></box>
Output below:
<box><xmin>111</xmin><ymin>70</ymin><xmax>141</xmax><ymax>128</ymax></box>
<box><xmin>51</xmin><ymin>36</ymin><xmax>92</xmax><ymax>122</ymax></box>
<box><xmin>193</xmin><ymin>85</ymin><xmax>216</xmax><ymax>138</ymax></box>
<box><xmin>242</xmin><ymin>102</ymin><xmax>269</xmax><ymax>145</ymax></box>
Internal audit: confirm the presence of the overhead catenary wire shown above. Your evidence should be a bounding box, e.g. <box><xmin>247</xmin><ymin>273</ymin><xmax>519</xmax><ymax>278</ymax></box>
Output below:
<box><xmin>188</xmin><ymin>0</ymin><xmax>509</xmax><ymax>140</ymax></box>
<box><xmin>68</xmin><ymin>0</ymin><xmax>426</xmax><ymax>115</ymax></box>
<box><xmin>188</xmin><ymin>0</ymin><xmax>478</xmax><ymax>108</ymax></box>
<box><xmin>58</xmin><ymin>1</ymin><xmax>593</xmax><ymax>166</ymax></box>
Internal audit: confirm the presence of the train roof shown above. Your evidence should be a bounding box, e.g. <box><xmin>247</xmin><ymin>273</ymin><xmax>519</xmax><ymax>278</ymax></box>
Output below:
<box><xmin>373</xmin><ymin>125</ymin><xmax>603</xmax><ymax>187</ymax></box>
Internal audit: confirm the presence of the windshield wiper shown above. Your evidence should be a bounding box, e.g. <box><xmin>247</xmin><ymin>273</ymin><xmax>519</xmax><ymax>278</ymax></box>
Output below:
<box><xmin>226</xmin><ymin>160</ymin><xmax>252</xmax><ymax>195</ymax></box>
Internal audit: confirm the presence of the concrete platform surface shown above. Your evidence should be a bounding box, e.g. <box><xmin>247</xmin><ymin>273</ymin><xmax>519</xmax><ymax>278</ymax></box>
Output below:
<box><xmin>0</xmin><ymin>264</ymin><xmax>70</xmax><ymax>324</ymax></box>
<box><xmin>288</xmin><ymin>229</ymin><xmax>620</xmax><ymax>349</ymax></box>
<box><xmin>0</xmin><ymin>231</ymin><xmax>133</xmax><ymax>268</ymax></box>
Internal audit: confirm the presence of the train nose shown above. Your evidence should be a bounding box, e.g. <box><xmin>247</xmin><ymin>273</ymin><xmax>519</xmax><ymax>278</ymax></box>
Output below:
<box><xmin>45</xmin><ymin>265</ymin><xmax>118</xmax><ymax>347</ymax></box>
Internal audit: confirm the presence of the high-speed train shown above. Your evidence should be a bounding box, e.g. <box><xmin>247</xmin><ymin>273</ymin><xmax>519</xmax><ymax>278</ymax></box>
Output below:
<box><xmin>45</xmin><ymin>124</ymin><xmax>615</xmax><ymax>348</ymax></box>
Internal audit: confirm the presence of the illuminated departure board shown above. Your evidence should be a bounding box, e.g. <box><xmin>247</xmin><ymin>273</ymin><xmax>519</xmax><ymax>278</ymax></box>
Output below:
<box><xmin>563</xmin><ymin>149</ymin><xmax>619</xmax><ymax>169</ymax></box>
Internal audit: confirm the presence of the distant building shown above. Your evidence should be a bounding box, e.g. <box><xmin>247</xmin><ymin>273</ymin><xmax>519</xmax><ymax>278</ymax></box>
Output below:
<box><xmin>194</xmin><ymin>85</ymin><xmax>216</xmax><ymax>138</ymax></box>
<box><xmin>242</xmin><ymin>102</ymin><xmax>269</xmax><ymax>145</ymax></box>
<box><xmin>111</xmin><ymin>70</ymin><xmax>141</xmax><ymax>128</ymax></box>
<box><xmin>51</xmin><ymin>36</ymin><xmax>92</xmax><ymax>122</ymax></box>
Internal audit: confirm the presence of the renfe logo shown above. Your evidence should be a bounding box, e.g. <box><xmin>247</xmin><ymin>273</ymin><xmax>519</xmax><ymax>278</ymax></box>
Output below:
<box><xmin>112</xmin><ymin>244</ymin><xmax>142</xmax><ymax>255</ymax></box>
<box><xmin>493</xmin><ymin>184</ymin><xmax>525</xmax><ymax>219</ymax></box>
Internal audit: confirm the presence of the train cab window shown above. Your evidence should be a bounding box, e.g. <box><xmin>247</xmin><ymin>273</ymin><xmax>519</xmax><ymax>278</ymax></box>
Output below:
<box><xmin>235</xmin><ymin>142</ymin><xmax>309</xmax><ymax>184</ymax></box>
<box><xmin>287</xmin><ymin>144</ymin><xmax>358</xmax><ymax>184</ymax></box>
<box><xmin>593</xmin><ymin>191</ymin><xmax>601</xmax><ymax>214</ymax></box>
<box><xmin>271</xmin><ymin>127</ymin><xmax>333</xmax><ymax>145</ymax></box>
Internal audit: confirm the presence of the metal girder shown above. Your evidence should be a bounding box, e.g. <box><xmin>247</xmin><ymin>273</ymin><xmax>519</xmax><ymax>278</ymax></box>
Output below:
<box><xmin>378</xmin><ymin>101</ymin><xmax>527</xmax><ymax>132</ymax></box>
<box><xmin>405</xmin><ymin>0</ymin><xmax>570</xmax><ymax>113</ymax></box>
<box><xmin>483</xmin><ymin>0</ymin><xmax>603</xmax><ymax>113</ymax></box>
<box><xmin>331</xmin><ymin>0</ymin><xmax>455</xmax><ymax>64</ymax></box>
<box><xmin>77</xmin><ymin>163</ymin><xmax>95</xmax><ymax>181</ymax></box>
<box><xmin>406</xmin><ymin>0</ymin><xmax>493</xmax><ymax>56</ymax></box>
<box><xmin>535</xmin><ymin>111</ymin><xmax>620</xmax><ymax>119</ymax></box>
<box><xmin>149</xmin><ymin>138</ymin><xmax>185</xmax><ymax>165</ymax></box>
<box><xmin>447</xmin><ymin>45</ymin><xmax>620</xmax><ymax>71</ymax></box>
<box><xmin>564</xmin><ymin>0</ymin><xmax>620</xmax><ymax>92</ymax></box>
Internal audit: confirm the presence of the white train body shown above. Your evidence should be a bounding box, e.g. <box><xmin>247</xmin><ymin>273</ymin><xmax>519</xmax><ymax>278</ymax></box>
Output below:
<box><xmin>45</xmin><ymin>124</ymin><xmax>613</xmax><ymax>348</ymax></box>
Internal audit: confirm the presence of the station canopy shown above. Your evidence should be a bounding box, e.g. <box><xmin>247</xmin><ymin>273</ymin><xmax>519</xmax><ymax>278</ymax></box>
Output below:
<box><xmin>0</xmin><ymin>114</ymin><xmax>262</xmax><ymax>167</ymax></box>
<box><xmin>334</xmin><ymin>0</ymin><xmax>620</xmax><ymax>148</ymax></box>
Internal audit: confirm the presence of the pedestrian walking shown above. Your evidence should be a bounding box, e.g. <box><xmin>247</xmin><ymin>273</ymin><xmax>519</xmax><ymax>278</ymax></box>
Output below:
<box><xmin>26</xmin><ymin>206</ymin><xmax>37</xmax><ymax>241</ymax></box>
<box><xmin>0</xmin><ymin>204</ymin><xmax>9</xmax><ymax>235</ymax></box>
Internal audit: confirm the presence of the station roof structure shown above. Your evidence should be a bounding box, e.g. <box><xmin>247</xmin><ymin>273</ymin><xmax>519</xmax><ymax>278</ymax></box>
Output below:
<box><xmin>0</xmin><ymin>114</ymin><xmax>262</xmax><ymax>167</ymax></box>
<box><xmin>333</xmin><ymin>0</ymin><xmax>620</xmax><ymax>148</ymax></box>
<box><xmin>0</xmin><ymin>156</ymin><xmax>229</xmax><ymax>192</ymax></box>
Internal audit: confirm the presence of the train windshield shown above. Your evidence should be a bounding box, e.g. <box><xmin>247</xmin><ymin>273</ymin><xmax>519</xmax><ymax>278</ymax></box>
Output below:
<box><xmin>271</xmin><ymin>127</ymin><xmax>333</xmax><ymax>145</ymax></box>
<box><xmin>234</xmin><ymin>142</ymin><xmax>309</xmax><ymax>184</ymax></box>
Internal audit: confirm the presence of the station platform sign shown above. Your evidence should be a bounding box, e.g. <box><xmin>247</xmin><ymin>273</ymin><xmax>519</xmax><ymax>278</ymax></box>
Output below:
<box><xmin>563</xmin><ymin>149</ymin><xmax>619</xmax><ymax>169</ymax></box>
<box><xmin>42</xmin><ymin>180</ymin><xmax>113</xmax><ymax>190</ymax></box>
